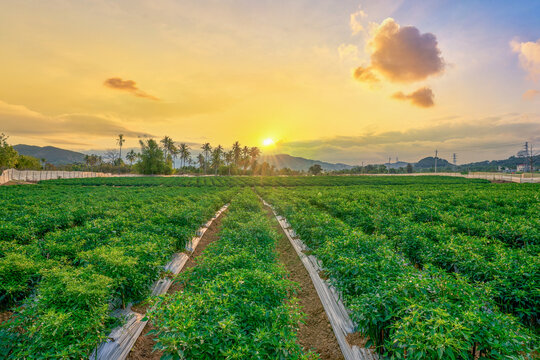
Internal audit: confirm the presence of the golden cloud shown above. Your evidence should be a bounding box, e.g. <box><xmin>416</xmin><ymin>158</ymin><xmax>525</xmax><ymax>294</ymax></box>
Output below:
<box><xmin>354</xmin><ymin>18</ymin><xmax>445</xmax><ymax>83</ymax></box>
<box><xmin>523</xmin><ymin>89</ymin><xmax>540</xmax><ymax>100</ymax></box>
<box><xmin>0</xmin><ymin>100</ymin><xmax>152</xmax><ymax>137</ymax></box>
<box><xmin>350</xmin><ymin>8</ymin><xmax>367</xmax><ymax>35</ymax></box>
<box><xmin>353</xmin><ymin>66</ymin><xmax>379</xmax><ymax>83</ymax></box>
<box><xmin>104</xmin><ymin>77</ymin><xmax>159</xmax><ymax>100</ymax></box>
<box><xmin>392</xmin><ymin>87</ymin><xmax>434</xmax><ymax>108</ymax></box>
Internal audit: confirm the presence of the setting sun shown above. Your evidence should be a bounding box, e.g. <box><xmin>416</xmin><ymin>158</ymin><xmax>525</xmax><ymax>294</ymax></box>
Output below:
<box><xmin>262</xmin><ymin>138</ymin><xmax>275</xmax><ymax>146</ymax></box>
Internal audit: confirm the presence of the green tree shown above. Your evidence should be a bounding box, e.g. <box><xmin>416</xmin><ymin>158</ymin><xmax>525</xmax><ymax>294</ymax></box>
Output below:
<box><xmin>406</xmin><ymin>163</ymin><xmax>414</xmax><ymax>173</ymax></box>
<box><xmin>201</xmin><ymin>143</ymin><xmax>212</xmax><ymax>174</ymax></box>
<box><xmin>116</xmin><ymin>134</ymin><xmax>125</xmax><ymax>159</ymax></box>
<box><xmin>0</xmin><ymin>133</ymin><xmax>18</xmax><ymax>169</ymax></box>
<box><xmin>15</xmin><ymin>155</ymin><xmax>41</xmax><ymax>170</ymax></box>
<box><xmin>308</xmin><ymin>164</ymin><xmax>323</xmax><ymax>175</ymax></box>
<box><xmin>136</xmin><ymin>139</ymin><xmax>172</xmax><ymax>175</ymax></box>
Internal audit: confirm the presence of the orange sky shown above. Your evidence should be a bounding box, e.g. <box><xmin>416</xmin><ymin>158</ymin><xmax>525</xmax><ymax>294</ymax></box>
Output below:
<box><xmin>1</xmin><ymin>0</ymin><xmax>539</xmax><ymax>164</ymax></box>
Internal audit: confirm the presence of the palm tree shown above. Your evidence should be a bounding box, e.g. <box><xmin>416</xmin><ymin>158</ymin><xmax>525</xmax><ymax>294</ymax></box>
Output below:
<box><xmin>201</xmin><ymin>143</ymin><xmax>212</xmax><ymax>174</ymax></box>
<box><xmin>211</xmin><ymin>145</ymin><xmax>223</xmax><ymax>175</ymax></box>
<box><xmin>241</xmin><ymin>146</ymin><xmax>250</xmax><ymax>173</ymax></box>
<box><xmin>249</xmin><ymin>146</ymin><xmax>261</xmax><ymax>169</ymax></box>
<box><xmin>170</xmin><ymin>145</ymin><xmax>179</xmax><ymax>170</ymax></box>
<box><xmin>179</xmin><ymin>143</ymin><xmax>191</xmax><ymax>170</ymax></box>
<box><xmin>225</xmin><ymin>150</ymin><xmax>234</xmax><ymax>175</ymax></box>
<box><xmin>116</xmin><ymin>134</ymin><xmax>125</xmax><ymax>160</ymax></box>
<box><xmin>232</xmin><ymin>141</ymin><xmax>241</xmax><ymax>168</ymax></box>
<box><xmin>197</xmin><ymin>153</ymin><xmax>205</xmax><ymax>174</ymax></box>
<box><xmin>160</xmin><ymin>136</ymin><xmax>175</xmax><ymax>160</ymax></box>
<box><xmin>126</xmin><ymin>149</ymin><xmax>137</xmax><ymax>166</ymax></box>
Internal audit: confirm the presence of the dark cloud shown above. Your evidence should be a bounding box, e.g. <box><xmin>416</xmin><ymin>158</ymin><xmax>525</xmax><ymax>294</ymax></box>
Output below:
<box><xmin>104</xmin><ymin>77</ymin><xmax>159</xmax><ymax>101</ymax></box>
<box><xmin>392</xmin><ymin>87</ymin><xmax>434</xmax><ymax>107</ymax></box>
<box><xmin>0</xmin><ymin>100</ymin><xmax>152</xmax><ymax>138</ymax></box>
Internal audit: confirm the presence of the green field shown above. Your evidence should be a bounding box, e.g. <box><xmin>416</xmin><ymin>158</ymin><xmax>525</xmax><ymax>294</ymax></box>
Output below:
<box><xmin>0</xmin><ymin>176</ymin><xmax>538</xmax><ymax>359</ymax></box>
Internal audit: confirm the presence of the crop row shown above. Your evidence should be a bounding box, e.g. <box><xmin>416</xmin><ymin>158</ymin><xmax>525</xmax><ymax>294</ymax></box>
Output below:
<box><xmin>0</xmin><ymin>185</ymin><xmax>233</xmax><ymax>358</ymax></box>
<box><xmin>147</xmin><ymin>189</ymin><xmax>316</xmax><ymax>359</ymax></box>
<box><xmin>258</xmin><ymin>186</ymin><xmax>538</xmax><ymax>359</ymax></box>
<box><xmin>287</xmin><ymin>185</ymin><xmax>539</xmax><ymax>327</ymax></box>
<box><xmin>41</xmin><ymin>174</ymin><xmax>488</xmax><ymax>187</ymax></box>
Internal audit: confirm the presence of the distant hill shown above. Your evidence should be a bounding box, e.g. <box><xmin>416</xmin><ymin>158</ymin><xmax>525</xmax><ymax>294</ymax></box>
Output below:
<box><xmin>260</xmin><ymin>154</ymin><xmax>353</xmax><ymax>171</ymax></box>
<box><xmin>460</xmin><ymin>155</ymin><xmax>539</xmax><ymax>171</ymax></box>
<box><xmin>414</xmin><ymin>156</ymin><xmax>452</xmax><ymax>169</ymax></box>
<box><xmin>13</xmin><ymin>145</ymin><xmax>85</xmax><ymax>165</ymax></box>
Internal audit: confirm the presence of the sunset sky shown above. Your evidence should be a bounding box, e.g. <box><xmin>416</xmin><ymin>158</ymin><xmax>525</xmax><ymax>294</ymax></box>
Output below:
<box><xmin>1</xmin><ymin>0</ymin><xmax>539</xmax><ymax>164</ymax></box>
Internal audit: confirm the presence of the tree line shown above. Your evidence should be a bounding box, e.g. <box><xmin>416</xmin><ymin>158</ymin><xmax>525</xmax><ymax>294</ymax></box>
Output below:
<box><xmin>0</xmin><ymin>133</ymin><xmax>44</xmax><ymax>171</ymax></box>
<box><xmin>84</xmin><ymin>135</ymin><xmax>277</xmax><ymax>175</ymax></box>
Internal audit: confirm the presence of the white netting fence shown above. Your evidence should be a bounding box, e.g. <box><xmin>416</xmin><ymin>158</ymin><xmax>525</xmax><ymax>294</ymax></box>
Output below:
<box><xmin>0</xmin><ymin>169</ymin><xmax>112</xmax><ymax>185</ymax></box>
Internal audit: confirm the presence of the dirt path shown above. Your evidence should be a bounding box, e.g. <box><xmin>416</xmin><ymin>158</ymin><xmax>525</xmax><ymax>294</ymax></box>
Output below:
<box><xmin>264</xmin><ymin>206</ymin><xmax>344</xmax><ymax>360</ymax></box>
<box><xmin>127</xmin><ymin>209</ymin><xmax>227</xmax><ymax>360</ymax></box>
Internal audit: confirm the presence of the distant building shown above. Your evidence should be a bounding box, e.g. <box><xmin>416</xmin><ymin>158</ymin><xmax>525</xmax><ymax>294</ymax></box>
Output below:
<box><xmin>516</xmin><ymin>164</ymin><xmax>528</xmax><ymax>172</ymax></box>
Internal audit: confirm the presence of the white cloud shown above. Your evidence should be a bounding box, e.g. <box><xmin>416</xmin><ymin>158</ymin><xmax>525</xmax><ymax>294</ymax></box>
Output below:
<box><xmin>511</xmin><ymin>38</ymin><xmax>540</xmax><ymax>81</ymax></box>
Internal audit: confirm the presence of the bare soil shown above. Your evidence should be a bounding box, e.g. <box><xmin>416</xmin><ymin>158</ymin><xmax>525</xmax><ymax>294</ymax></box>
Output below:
<box><xmin>1</xmin><ymin>180</ymin><xmax>36</xmax><ymax>186</ymax></box>
<box><xmin>127</xmin><ymin>210</ymin><xmax>227</xmax><ymax>360</ymax></box>
<box><xmin>0</xmin><ymin>311</ymin><xmax>13</xmax><ymax>324</ymax></box>
<box><xmin>264</xmin><ymin>206</ymin><xmax>344</xmax><ymax>360</ymax></box>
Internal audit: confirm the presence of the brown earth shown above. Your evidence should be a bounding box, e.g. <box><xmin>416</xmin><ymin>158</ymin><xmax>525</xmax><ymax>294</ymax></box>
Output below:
<box><xmin>127</xmin><ymin>209</ymin><xmax>227</xmax><ymax>360</ymax></box>
<box><xmin>264</xmin><ymin>205</ymin><xmax>344</xmax><ymax>360</ymax></box>
<box><xmin>1</xmin><ymin>180</ymin><xmax>36</xmax><ymax>186</ymax></box>
<box><xmin>0</xmin><ymin>311</ymin><xmax>13</xmax><ymax>324</ymax></box>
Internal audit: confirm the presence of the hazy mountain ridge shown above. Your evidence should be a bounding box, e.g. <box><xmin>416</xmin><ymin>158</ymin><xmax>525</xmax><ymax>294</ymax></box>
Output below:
<box><xmin>260</xmin><ymin>154</ymin><xmax>353</xmax><ymax>171</ymax></box>
<box><xmin>13</xmin><ymin>145</ymin><xmax>85</xmax><ymax>165</ymax></box>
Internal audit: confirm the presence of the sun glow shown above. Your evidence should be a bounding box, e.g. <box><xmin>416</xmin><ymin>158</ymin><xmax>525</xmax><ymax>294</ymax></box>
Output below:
<box><xmin>262</xmin><ymin>138</ymin><xmax>275</xmax><ymax>146</ymax></box>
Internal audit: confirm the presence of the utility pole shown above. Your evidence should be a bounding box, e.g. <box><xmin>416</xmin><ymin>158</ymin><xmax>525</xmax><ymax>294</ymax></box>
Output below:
<box><xmin>434</xmin><ymin>150</ymin><xmax>438</xmax><ymax>173</ymax></box>
<box><xmin>453</xmin><ymin>153</ymin><xmax>457</xmax><ymax>172</ymax></box>
<box><xmin>529</xmin><ymin>143</ymin><xmax>534</xmax><ymax>179</ymax></box>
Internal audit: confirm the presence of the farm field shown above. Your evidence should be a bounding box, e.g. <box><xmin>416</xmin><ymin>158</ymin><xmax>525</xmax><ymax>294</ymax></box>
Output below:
<box><xmin>0</xmin><ymin>176</ymin><xmax>538</xmax><ymax>359</ymax></box>
<box><xmin>257</xmin><ymin>182</ymin><xmax>539</xmax><ymax>358</ymax></box>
